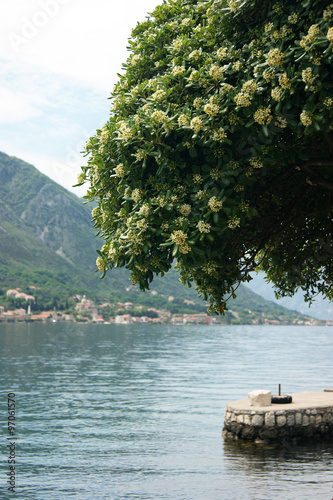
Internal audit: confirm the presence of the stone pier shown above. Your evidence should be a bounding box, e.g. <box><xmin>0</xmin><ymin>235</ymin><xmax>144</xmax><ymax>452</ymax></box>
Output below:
<box><xmin>222</xmin><ymin>391</ymin><xmax>333</xmax><ymax>443</ymax></box>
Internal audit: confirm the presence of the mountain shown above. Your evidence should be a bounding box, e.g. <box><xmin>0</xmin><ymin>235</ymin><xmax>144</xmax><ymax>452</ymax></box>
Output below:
<box><xmin>244</xmin><ymin>273</ymin><xmax>333</xmax><ymax>321</ymax></box>
<box><xmin>0</xmin><ymin>152</ymin><xmax>212</xmax><ymax>300</ymax></box>
<box><xmin>0</xmin><ymin>151</ymin><xmax>129</xmax><ymax>292</ymax></box>
<box><xmin>0</xmin><ymin>151</ymin><xmax>324</xmax><ymax>322</ymax></box>
<box><xmin>0</xmin><ymin>154</ymin><xmax>82</xmax><ymax>286</ymax></box>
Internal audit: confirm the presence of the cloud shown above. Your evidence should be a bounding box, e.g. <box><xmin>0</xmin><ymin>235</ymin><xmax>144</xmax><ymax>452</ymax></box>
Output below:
<box><xmin>0</xmin><ymin>58</ymin><xmax>65</xmax><ymax>125</ymax></box>
<box><xmin>0</xmin><ymin>58</ymin><xmax>109</xmax><ymax>165</ymax></box>
<box><xmin>0</xmin><ymin>0</ymin><xmax>160</xmax><ymax>193</ymax></box>
<box><xmin>1</xmin><ymin>0</ymin><xmax>160</xmax><ymax>92</ymax></box>
<box><xmin>0</xmin><ymin>84</ymin><xmax>41</xmax><ymax>123</ymax></box>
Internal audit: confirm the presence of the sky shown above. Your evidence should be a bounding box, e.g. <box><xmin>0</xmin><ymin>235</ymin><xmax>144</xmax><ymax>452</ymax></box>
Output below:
<box><xmin>0</xmin><ymin>0</ymin><xmax>160</xmax><ymax>196</ymax></box>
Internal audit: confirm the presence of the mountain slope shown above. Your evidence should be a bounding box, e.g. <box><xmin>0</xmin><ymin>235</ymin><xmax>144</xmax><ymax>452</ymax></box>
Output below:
<box><xmin>0</xmin><ymin>152</ymin><xmax>124</xmax><ymax>292</ymax></box>
<box><xmin>0</xmin><ymin>152</ymin><xmax>95</xmax><ymax>270</ymax></box>
<box><xmin>0</xmin><ymin>152</ymin><xmax>199</xmax><ymax>296</ymax></box>
<box><xmin>244</xmin><ymin>273</ymin><xmax>333</xmax><ymax>320</ymax></box>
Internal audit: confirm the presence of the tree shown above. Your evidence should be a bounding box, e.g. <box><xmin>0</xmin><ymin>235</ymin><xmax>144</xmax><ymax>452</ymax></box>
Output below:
<box><xmin>78</xmin><ymin>0</ymin><xmax>333</xmax><ymax>313</ymax></box>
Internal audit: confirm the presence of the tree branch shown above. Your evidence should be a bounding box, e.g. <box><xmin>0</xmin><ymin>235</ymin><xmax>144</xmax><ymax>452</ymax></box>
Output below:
<box><xmin>302</xmin><ymin>160</ymin><xmax>333</xmax><ymax>168</ymax></box>
<box><xmin>324</xmin><ymin>132</ymin><xmax>333</xmax><ymax>154</ymax></box>
<box><xmin>300</xmin><ymin>163</ymin><xmax>333</xmax><ymax>190</ymax></box>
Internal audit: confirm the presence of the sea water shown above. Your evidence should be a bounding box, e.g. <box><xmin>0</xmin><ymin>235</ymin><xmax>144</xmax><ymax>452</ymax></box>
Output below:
<box><xmin>0</xmin><ymin>323</ymin><xmax>332</xmax><ymax>499</ymax></box>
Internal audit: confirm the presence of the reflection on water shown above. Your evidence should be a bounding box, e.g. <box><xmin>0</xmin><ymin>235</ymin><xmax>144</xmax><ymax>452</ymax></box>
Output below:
<box><xmin>0</xmin><ymin>323</ymin><xmax>332</xmax><ymax>499</ymax></box>
<box><xmin>223</xmin><ymin>440</ymin><xmax>333</xmax><ymax>499</ymax></box>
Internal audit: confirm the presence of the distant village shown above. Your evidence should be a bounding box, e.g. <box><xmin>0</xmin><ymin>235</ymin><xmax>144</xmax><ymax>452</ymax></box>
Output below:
<box><xmin>0</xmin><ymin>288</ymin><xmax>331</xmax><ymax>326</ymax></box>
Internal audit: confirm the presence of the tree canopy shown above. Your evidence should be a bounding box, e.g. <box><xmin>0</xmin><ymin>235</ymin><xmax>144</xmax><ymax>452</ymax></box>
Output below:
<box><xmin>78</xmin><ymin>0</ymin><xmax>333</xmax><ymax>313</ymax></box>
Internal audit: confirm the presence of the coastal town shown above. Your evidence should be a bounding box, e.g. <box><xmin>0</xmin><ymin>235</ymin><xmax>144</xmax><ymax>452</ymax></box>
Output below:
<box><xmin>0</xmin><ymin>288</ymin><xmax>331</xmax><ymax>326</ymax></box>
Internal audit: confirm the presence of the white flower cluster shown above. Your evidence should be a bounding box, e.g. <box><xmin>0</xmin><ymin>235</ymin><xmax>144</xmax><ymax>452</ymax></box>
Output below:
<box><xmin>220</xmin><ymin>83</ymin><xmax>234</xmax><ymax>95</ymax></box>
<box><xmin>210</xmin><ymin>168</ymin><xmax>221</xmax><ymax>180</ymax></box>
<box><xmin>193</xmin><ymin>98</ymin><xmax>203</xmax><ymax>108</ymax></box>
<box><xmin>232</xmin><ymin>61</ymin><xmax>242</xmax><ymax>71</ymax></box>
<box><xmin>275</xmin><ymin>116</ymin><xmax>288</xmax><ymax>128</ymax></box>
<box><xmin>108</xmin><ymin>242</ymin><xmax>117</xmax><ymax>261</ymax></box>
<box><xmin>155</xmin><ymin>195</ymin><xmax>167</xmax><ymax>207</ymax></box>
<box><xmin>134</xmin><ymin>149</ymin><xmax>147</xmax><ymax>161</ymax></box>
<box><xmin>170</xmin><ymin>230</ymin><xmax>191</xmax><ymax>254</ymax></box>
<box><xmin>202</xmin><ymin>261</ymin><xmax>218</xmax><ymax>275</ymax></box>
<box><xmin>300</xmin><ymin>24</ymin><xmax>321</xmax><ymax>50</ymax></box>
<box><xmin>190</xmin><ymin>117</ymin><xmax>204</xmax><ymax>133</ymax></box>
<box><xmin>189</xmin><ymin>49</ymin><xmax>202</xmax><ymax>60</ymax></box>
<box><xmin>249</xmin><ymin>156</ymin><xmax>263</xmax><ymax>168</ymax></box>
<box><xmin>196</xmin><ymin>189</ymin><xmax>206</xmax><ymax>199</ymax></box>
<box><xmin>139</xmin><ymin>204</ymin><xmax>150</xmax><ymax>217</ymax></box>
<box><xmin>204</xmin><ymin>102</ymin><xmax>219</xmax><ymax>116</ymax></box>
<box><xmin>228</xmin><ymin>216</ymin><xmax>241</xmax><ymax>229</ymax></box>
<box><xmin>208</xmin><ymin>196</ymin><xmax>223</xmax><ymax>212</ymax></box>
<box><xmin>242</xmin><ymin>80</ymin><xmax>258</xmax><ymax>94</ymax></box>
<box><xmin>181</xmin><ymin>17</ymin><xmax>191</xmax><ymax>27</ymax></box>
<box><xmin>118</xmin><ymin>121</ymin><xmax>135</xmax><ymax>141</ymax></box>
<box><xmin>132</xmin><ymin>189</ymin><xmax>142</xmax><ymax>202</ymax></box>
<box><xmin>180</xmin><ymin>204</ymin><xmax>191</xmax><ymax>216</ymax></box>
<box><xmin>288</xmin><ymin>12</ymin><xmax>299</xmax><ymax>24</ymax></box>
<box><xmin>151</xmin><ymin>110</ymin><xmax>167</xmax><ymax>123</ymax></box>
<box><xmin>193</xmin><ymin>174</ymin><xmax>203</xmax><ymax>184</ymax></box>
<box><xmin>263</xmin><ymin>69</ymin><xmax>275</xmax><ymax>81</ymax></box>
<box><xmin>212</xmin><ymin>128</ymin><xmax>227</xmax><ymax>142</ymax></box>
<box><xmin>279</xmin><ymin>73</ymin><xmax>291</xmax><ymax>89</ymax></box>
<box><xmin>266</xmin><ymin>48</ymin><xmax>284</xmax><ymax>67</ymax></box>
<box><xmin>302</xmin><ymin>68</ymin><xmax>317</xmax><ymax>84</ymax></box>
<box><xmin>92</xmin><ymin>206</ymin><xmax>100</xmax><ymax>219</ymax></box>
<box><xmin>323</xmin><ymin>5</ymin><xmax>333</xmax><ymax>21</ymax></box>
<box><xmin>234</xmin><ymin>92</ymin><xmax>251</xmax><ymax>107</ymax></box>
<box><xmin>115</xmin><ymin>164</ymin><xmax>125</xmax><ymax>177</ymax></box>
<box><xmin>151</xmin><ymin>89</ymin><xmax>167</xmax><ymax>101</ymax></box>
<box><xmin>253</xmin><ymin>107</ymin><xmax>272</xmax><ymax>125</ymax></box>
<box><xmin>209</xmin><ymin>64</ymin><xmax>224</xmax><ymax>80</ymax></box>
<box><xmin>271</xmin><ymin>87</ymin><xmax>283</xmax><ymax>101</ymax></box>
<box><xmin>99</xmin><ymin>126</ymin><xmax>109</xmax><ymax>144</ymax></box>
<box><xmin>197</xmin><ymin>221</ymin><xmax>211</xmax><ymax>233</ymax></box>
<box><xmin>77</xmin><ymin>173</ymin><xmax>86</xmax><ymax>184</ymax></box>
<box><xmin>265</xmin><ymin>22</ymin><xmax>274</xmax><ymax>33</ymax></box>
<box><xmin>234</xmin><ymin>72</ymin><xmax>259</xmax><ymax>109</ymax></box>
<box><xmin>300</xmin><ymin>110</ymin><xmax>312</xmax><ymax>126</ymax></box>
<box><xmin>324</xmin><ymin>97</ymin><xmax>333</xmax><ymax>109</ymax></box>
<box><xmin>189</xmin><ymin>70</ymin><xmax>200</xmax><ymax>82</ymax></box>
<box><xmin>172</xmin><ymin>38</ymin><xmax>184</xmax><ymax>52</ymax></box>
<box><xmin>217</xmin><ymin>47</ymin><xmax>229</xmax><ymax>60</ymax></box>
<box><xmin>239</xmin><ymin>201</ymin><xmax>250</xmax><ymax>212</ymax></box>
<box><xmin>130</xmin><ymin>54</ymin><xmax>142</xmax><ymax>66</ymax></box>
<box><xmin>96</xmin><ymin>256</ymin><xmax>106</xmax><ymax>271</ymax></box>
<box><xmin>178</xmin><ymin>114</ymin><xmax>190</xmax><ymax>127</ymax></box>
<box><xmin>137</xmin><ymin>219</ymin><xmax>148</xmax><ymax>231</ymax></box>
<box><xmin>172</xmin><ymin>65</ymin><xmax>186</xmax><ymax>76</ymax></box>
<box><xmin>175</xmin><ymin>216</ymin><xmax>185</xmax><ymax>226</ymax></box>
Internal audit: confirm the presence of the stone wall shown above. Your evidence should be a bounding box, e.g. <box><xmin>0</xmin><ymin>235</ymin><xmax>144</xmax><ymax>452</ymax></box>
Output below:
<box><xmin>222</xmin><ymin>406</ymin><xmax>333</xmax><ymax>442</ymax></box>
